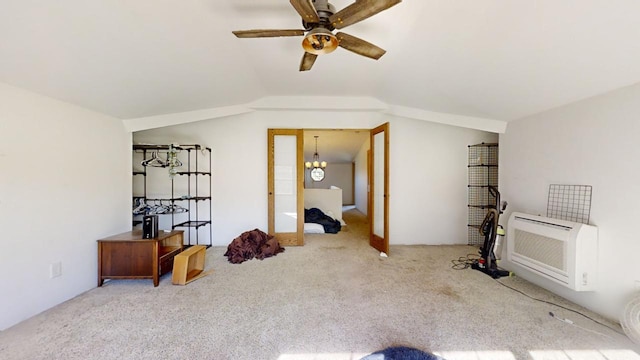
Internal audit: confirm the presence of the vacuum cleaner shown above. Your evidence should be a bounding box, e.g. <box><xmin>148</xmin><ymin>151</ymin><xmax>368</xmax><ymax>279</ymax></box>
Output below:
<box><xmin>471</xmin><ymin>186</ymin><xmax>511</xmax><ymax>279</ymax></box>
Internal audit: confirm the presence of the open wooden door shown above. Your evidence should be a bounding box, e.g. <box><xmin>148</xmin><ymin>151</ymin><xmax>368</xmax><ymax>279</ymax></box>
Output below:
<box><xmin>268</xmin><ymin>129</ymin><xmax>304</xmax><ymax>246</ymax></box>
<box><xmin>369</xmin><ymin>123</ymin><xmax>389</xmax><ymax>254</ymax></box>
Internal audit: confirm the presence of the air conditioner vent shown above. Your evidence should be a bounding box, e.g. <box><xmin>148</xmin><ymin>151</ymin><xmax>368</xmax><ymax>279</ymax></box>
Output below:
<box><xmin>507</xmin><ymin>212</ymin><xmax>598</xmax><ymax>291</ymax></box>
<box><xmin>514</xmin><ymin>229</ymin><xmax>565</xmax><ymax>272</ymax></box>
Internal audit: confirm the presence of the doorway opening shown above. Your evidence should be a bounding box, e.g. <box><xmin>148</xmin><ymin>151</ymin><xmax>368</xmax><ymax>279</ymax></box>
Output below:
<box><xmin>302</xmin><ymin>126</ymin><xmax>388</xmax><ymax>254</ymax></box>
<box><xmin>268</xmin><ymin>125</ymin><xmax>389</xmax><ymax>254</ymax></box>
<box><xmin>302</xmin><ymin>129</ymin><xmax>370</xmax><ymax>246</ymax></box>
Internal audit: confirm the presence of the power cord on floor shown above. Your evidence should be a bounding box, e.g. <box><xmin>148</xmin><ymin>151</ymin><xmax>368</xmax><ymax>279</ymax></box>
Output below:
<box><xmin>451</xmin><ymin>254</ymin><xmax>480</xmax><ymax>270</ymax></box>
<box><xmin>495</xmin><ymin>279</ymin><xmax>624</xmax><ymax>336</ymax></box>
<box><xmin>549</xmin><ymin>311</ymin><xmax>612</xmax><ymax>339</ymax></box>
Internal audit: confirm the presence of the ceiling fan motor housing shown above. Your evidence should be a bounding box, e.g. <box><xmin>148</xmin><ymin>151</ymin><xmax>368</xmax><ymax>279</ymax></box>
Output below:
<box><xmin>303</xmin><ymin>0</ymin><xmax>336</xmax><ymax>30</ymax></box>
<box><xmin>313</xmin><ymin>0</ymin><xmax>336</xmax><ymax>16</ymax></box>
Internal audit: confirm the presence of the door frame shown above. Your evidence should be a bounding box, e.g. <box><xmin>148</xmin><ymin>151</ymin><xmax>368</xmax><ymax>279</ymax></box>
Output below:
<box><xmin>267</xmin><ymin>129</ymin><xmax>305</xmax><ymax>246</ymax></box>
<box><xmin>368</xmin><ymin>122</ymin><xmax>390</xmax><ymax>254</ymax></box>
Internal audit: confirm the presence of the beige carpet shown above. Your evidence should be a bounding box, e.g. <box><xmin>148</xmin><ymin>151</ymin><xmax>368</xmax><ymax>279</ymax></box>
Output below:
<box><xmin>1</xmin><ymin>209</ymin><xmax>638</xmax><ymax>360</ymax></box>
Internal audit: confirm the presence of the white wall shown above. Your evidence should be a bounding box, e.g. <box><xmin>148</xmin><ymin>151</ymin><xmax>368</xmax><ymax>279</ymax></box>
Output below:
<box><xmin>499</xmin><ymin>82</ymin><xmax>640</xmax><ymax>321</ymax></box>
<box><xmin>134</xmin><ymin>110</ymin><xmax>497</xmax><ymax>248</ymax></box>
<box><xmin>0</xmin><ymin>82</ymin><xmax>131</xmax><ymax>330</ymax></box>
<box><xmin>305</xmin><ymin>162</ymin><xmax>353</xmax><ymax>205</ymax></box>
<box><xmin>304</xmin><ymin>188</ymin><xmax>343</xmax><ymax>224</ymax></box>
<box><xmin>388</xmin><ymin>118</ymin><xmax>498</xmax><ymax>245</ymax></box>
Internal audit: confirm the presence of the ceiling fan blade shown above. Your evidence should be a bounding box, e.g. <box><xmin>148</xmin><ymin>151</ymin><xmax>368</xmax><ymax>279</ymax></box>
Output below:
<box><xmin>329</xmin><ymin>0</ymin><xmax>402</xmax><ymax>29</ymax></box>
<box><xmin>289</xmin><ymin>0</ymin><xmax>320</xmax><ymax>23</ymax></box>
<box><xmin>232</xmin><ymin>29</ymin><xmax>305</xmax><ymax>38</ymax></box>
<box><xmin>300</xmin><ymin>52</ymin><xmax>318</xmax><ymax>71</ymax></box>
<box><xmin>336</xmin><ymin>32</ymin><xmax>386</xmax><ymax>60</ymax></box>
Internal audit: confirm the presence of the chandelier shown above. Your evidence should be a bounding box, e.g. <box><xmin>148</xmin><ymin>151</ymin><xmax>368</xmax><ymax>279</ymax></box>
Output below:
<box><xmin>305</xmin><ymin>136</ymin><xmax>327</xmax><ymax>181</ymax></box>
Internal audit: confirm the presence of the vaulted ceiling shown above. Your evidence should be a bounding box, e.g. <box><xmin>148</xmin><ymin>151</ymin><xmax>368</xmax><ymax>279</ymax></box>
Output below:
<box><xmin>1</xmin><ymin>1</ymin><xmax>640</xmax><ymax>123</ymax></box>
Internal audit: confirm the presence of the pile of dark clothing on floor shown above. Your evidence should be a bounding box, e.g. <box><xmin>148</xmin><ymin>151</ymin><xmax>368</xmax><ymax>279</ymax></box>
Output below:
<box><xmin>224</xmin><ymin>228</ymin><xmax>285</xmax><ymax>264</ymax></box>
<box><xmin>305</xmin><ymin>207</ymin><xmax>341</xmax><ymax>234</ymax></box>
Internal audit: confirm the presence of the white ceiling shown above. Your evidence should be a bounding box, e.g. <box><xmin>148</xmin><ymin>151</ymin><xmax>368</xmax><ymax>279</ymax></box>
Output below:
<box><xmin>1</xmin><ymin>0</ymin><xmax>640</xmax><ymax>122</ymax></box>
<box><xmin>304</xmin><ymin>129</ymin><xmax>369</xmax><ymax>163</ymax></box>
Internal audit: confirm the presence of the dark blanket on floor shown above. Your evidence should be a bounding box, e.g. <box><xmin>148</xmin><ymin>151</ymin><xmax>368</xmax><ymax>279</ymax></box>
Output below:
<box><xmin>305</xmin><ymin>207</ymin><xmax>341</xmax><ymax>234</ymax></box>
<box><xmin>224</xmin><ymin>228</ymin><xmax>285</xmax><ymax>264</ymax></box>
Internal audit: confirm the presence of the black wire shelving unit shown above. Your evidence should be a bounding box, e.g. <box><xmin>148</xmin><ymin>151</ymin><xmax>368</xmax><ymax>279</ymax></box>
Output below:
<box><xmin>133</xmin><ymin>144</ymin><xmax>212</xmax><ymax>247</ymax></box>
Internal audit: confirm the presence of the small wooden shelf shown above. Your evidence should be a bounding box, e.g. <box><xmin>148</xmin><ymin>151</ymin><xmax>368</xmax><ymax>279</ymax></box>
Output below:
<box><xmin>172</xmin><ymin>245</ymin><xmax>209</xmax><ymax>285</ymax></box>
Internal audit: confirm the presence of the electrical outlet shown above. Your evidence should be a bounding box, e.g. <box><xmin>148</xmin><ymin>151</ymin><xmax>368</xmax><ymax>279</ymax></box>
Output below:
<box><xmin>635</xmin><ymin>280</ymin><xmax>640</xmax><ymax>290</ymax></box>
<box><xmin>50</xmin><ymin>262</ymin><xmax>62</xmax><ymax>278</ymax></box>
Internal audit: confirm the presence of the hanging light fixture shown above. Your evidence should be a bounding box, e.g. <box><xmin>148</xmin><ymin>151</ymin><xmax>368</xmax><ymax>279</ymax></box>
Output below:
<box><xmin>301</xmin><ymin>27</ymin><xmax>339</xmax><ymax>55</ymax></box>
<box><xmin>305</xmin><ymin>136</ymin><xmax>327</xmax><ymax>181</ymax></box>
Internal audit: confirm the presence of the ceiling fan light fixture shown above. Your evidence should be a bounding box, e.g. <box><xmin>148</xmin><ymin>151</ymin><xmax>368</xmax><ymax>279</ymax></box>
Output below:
<box><xmin>302</xmin><ymin>28</ymin><xmax>338</xmax><ymax>55</ymax></box>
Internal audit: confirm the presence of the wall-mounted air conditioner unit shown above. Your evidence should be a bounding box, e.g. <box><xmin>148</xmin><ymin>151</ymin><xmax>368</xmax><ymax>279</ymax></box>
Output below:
<box><xmin>507</xmin><ymin>212</ymin><xmax>598</xmax><ymax>291</ymax></box>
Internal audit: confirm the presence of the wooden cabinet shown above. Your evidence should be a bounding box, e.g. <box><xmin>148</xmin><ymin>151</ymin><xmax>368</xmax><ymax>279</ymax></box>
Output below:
<box><xmin>97</xmin><ymin>230</ymin><xmax>183</xmax><ymax>287</ymax></box>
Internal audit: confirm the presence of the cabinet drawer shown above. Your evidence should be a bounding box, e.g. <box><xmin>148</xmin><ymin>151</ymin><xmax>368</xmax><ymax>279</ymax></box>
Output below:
<box><xmin>159</xmin><ymin>246</ymin><xmax>182</xmax><ymax>275</ymax></box>
<box><xmin>159</xmin><ymin>257</ymin><xmax>175</xmax><ymax>276</ymax></box>
<box><xmin>100</xmin><ymin>242</ymin><xmax>154</xmax><ymax>277</ymax></box>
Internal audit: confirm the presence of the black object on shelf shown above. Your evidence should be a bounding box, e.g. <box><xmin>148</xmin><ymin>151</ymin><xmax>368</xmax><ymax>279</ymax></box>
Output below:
<box><xmin>142</xmin><ymin>215</ymin><xmax>159</xmax><ymax>239</ymax></box>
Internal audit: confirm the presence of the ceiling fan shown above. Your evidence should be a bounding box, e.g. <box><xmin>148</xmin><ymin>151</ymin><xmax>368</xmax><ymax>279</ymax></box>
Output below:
<box><xmin>232</xmin><ymin>0</ymin><xmax>402</xmax><ymax>71</ymax></box>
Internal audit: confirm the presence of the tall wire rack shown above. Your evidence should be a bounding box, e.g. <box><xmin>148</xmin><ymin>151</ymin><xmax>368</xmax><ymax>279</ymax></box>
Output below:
<box><xmin>467</xmin><ymin>143</ymin><xmax>499</xmax><ymax>245</ymax></box>
<box><xmin>547</xmin><ymin>184</ymin><xmax>592</xmax><ymax>224</ymax></box>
